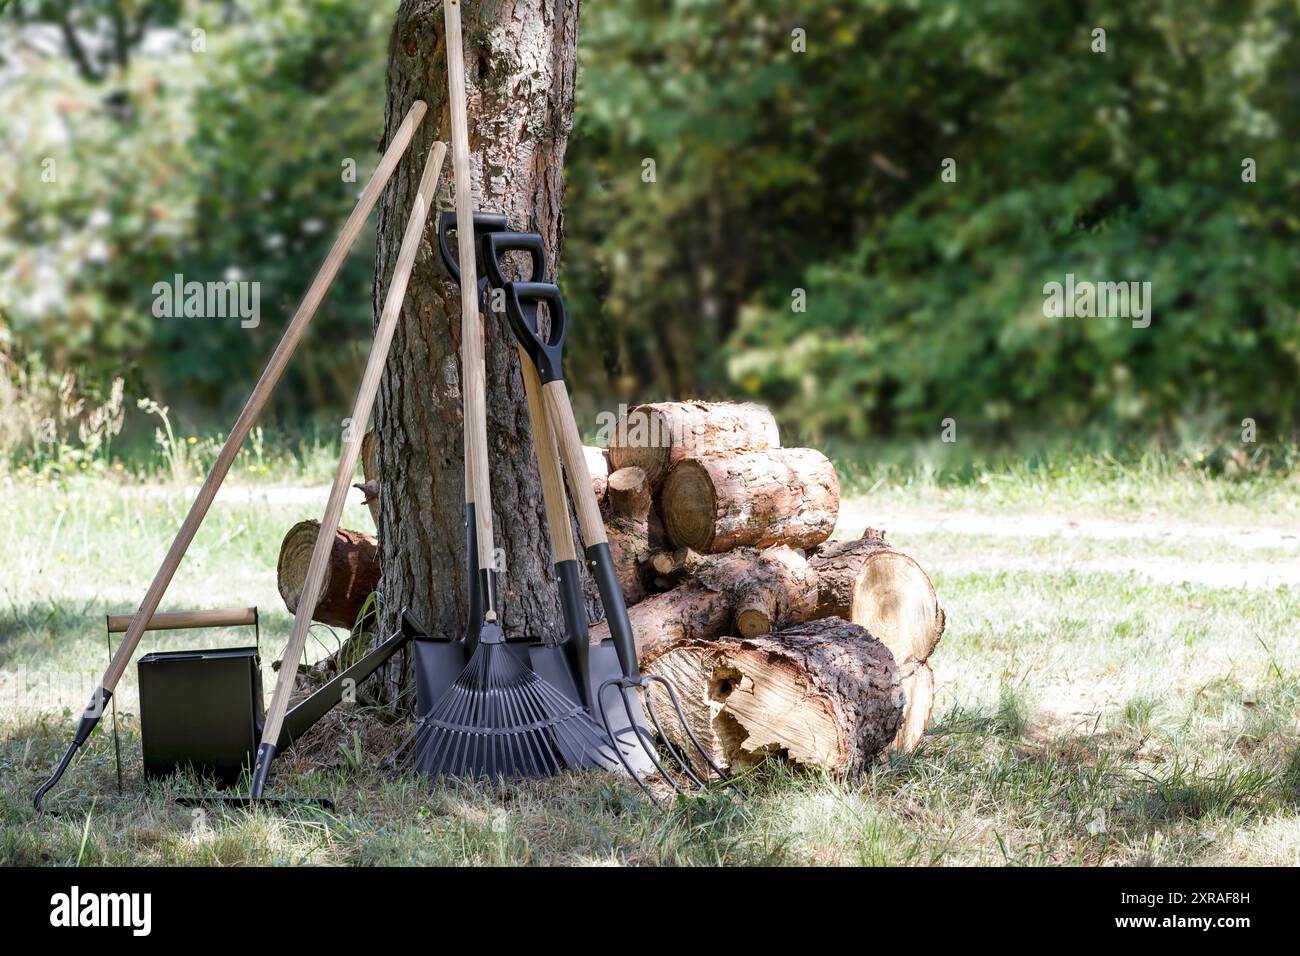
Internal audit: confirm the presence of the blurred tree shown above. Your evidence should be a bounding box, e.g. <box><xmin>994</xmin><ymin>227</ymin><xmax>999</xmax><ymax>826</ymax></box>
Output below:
<box><xmin>566</xmin><ymin>0</ymin><xmax>1300</xmax><ymax>440</ymax></box>
<box><xmin>0</xmin><ymin>0</ymin><xmax>394</xmax><ymax>427</ymax></box>
<box><xmin>2</xmin><ymin>0</ymin><xmax>1297</xmax><ymax>444</ymax></box>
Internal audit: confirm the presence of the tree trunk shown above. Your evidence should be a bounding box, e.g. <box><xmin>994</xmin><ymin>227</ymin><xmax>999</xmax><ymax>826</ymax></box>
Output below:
<box><xmin>661</xmin><ymin>447</ymin><xmax>840</xmax><ymax>552</ymax></box>
<box><xmin>645</xmin><ymin>618</ymin><xmax>904</xmax><ymax>774</ymax></box>
<box><xmin>374</xmin><ymin>1</ymin><xmax>582</xmax><ymax>663</ymax></box>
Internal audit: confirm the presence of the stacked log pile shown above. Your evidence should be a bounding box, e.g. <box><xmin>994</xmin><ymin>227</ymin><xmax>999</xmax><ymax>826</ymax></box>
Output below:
<box><xmin>275</xmin><ymin>401</ymin><xmax>944</xmax><ymax>774</ymax></box>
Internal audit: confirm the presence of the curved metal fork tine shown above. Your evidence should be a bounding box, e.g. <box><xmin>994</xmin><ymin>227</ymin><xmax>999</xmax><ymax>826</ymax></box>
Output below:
<box><xmin>642</xmin><ymin>682</ymin><xmax>707</xmax><ymax>790</ymax></box>
<box><xmin>618</xmin><ymin>683</ymin><xmax>684</xmax><ymax>796</ymax></box>
<box><xmin>643</xmin><ymin>673</ymin><xmax>730</xmax><ymax>783</ymax></box>
<box><xmin>597</xmin><ymin>679</ymin><xmax>658</xmax><ymax>804</ymax></box>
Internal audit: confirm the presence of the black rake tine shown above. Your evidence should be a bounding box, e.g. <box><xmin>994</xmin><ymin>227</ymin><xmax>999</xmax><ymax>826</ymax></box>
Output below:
<box><xmin>643</xmin><ymin>672</ymin><xmax>730</xmax><ymax>783</ymax></box>
<box><xmin>524</xmin><ymin>672</ymin><xmax>604</xmax><ymax>767</ymax></box>
<box><xmin>525</xmin><ymin>678</ymin><xmax>564</xmax><ymax>775</ymax></box>
<box><xmin>505</xmin><ymin>679</ymin><xmax>545</xmax><ymax>777</ymax></box>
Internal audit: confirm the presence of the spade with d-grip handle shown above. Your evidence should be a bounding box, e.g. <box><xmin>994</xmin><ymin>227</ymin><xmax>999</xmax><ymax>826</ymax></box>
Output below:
<box><xmin>501</xmin><ymin>279</ymin><xmax>729</xmax><ymax>799</ymax></box>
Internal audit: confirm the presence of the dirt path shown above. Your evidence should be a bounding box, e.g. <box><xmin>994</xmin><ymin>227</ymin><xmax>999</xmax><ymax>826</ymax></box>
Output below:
<box><xmin>838</xmin><ymin>501</ymin><xmax>1300</xmax><ymax>589</ymax></box>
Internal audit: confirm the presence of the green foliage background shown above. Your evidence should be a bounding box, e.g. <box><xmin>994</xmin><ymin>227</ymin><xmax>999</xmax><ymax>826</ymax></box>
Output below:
<box><xmin>2</xmin><ymin>0</ymin><xmax>1297</xmax><ymax>447</ymax></box>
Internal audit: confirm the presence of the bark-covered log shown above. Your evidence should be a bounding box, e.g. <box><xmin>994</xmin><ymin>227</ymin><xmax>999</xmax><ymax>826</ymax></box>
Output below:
<box><xmin>893</xmin><ymin>658</ymin><xmax>934</xmax><ymax>753</ymax></box>
<box><xmin>645</xmin><ymin>618</ymin><xmax>903</xmax><ymax>774</ymax></box>
<box><xmin>662</xmin><ymin>448</ymin><xmax>839</xmax><ymax>553</ymax></box>
<box><xmin>691</xmin><ymin>546</ymin><xmax>818</xmax><ymax>638</ymax></box>
<box><xmin>603</xmin><ymin>466</ymin><xmax>652</xmax><ymax>604</ymax></box>
<box><xmin>609</xmin><ymin>401</ymin><xmax>780</xmax><ymax>488</ymax></box>
<box><xmin>277</xmin><ymin>520</ymin><xmax>381</xmax><ymax>629</ymax></box>
<box><xmin>605</xmin><ymin>466</ymin><xmax>651</xmax><ymax>519</ymax></box>
<box><xmin>807</xmin><ymin>530</ymin><xmax>944</xmax><ymax>668</ymax></box>
<box><xmin>588</xmin><ymin>584</ymin><xmax>731</xmax><ymax>662</ymax></box>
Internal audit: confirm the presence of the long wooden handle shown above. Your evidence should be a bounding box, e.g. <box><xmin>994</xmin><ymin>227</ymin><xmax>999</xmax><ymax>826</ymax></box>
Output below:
<box><xmin>519</xmin><ymin>348</ymin><xmax>577</xmax><ymax>563</ymax></box>
<box><xmin>258</xmin><ymin>141</ymin><xmax>447</xmax><ymax>753</ymax></box>
<box><xmin>95</xmin><ymin>101</ymin><xmax>428</xmax><ymax>693</ymax></box>
<box><xmin>543</xmin><ymin>380</ymin><xmax>608</xmax><ymax>547</ymax></box>
<box><xmin>445</xmin><ymin>0</ymin><xmax>495</xmax><ymax>572</ymax></box>
<box><xmin>106</xmin><ymin>607</ymin><xmax>257</xmax><ymax>634</ymax></box>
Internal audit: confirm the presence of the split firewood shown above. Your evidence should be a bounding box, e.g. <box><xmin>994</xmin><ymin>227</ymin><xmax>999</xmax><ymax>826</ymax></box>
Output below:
<box><xmin>277</xmin><ymin>520</ymin><xmax>380</xmax><ymax>629</ymax></box>
<box><xmin>645</xmin><ymin>618</ymin><xmax>904</xmax><ymax>775</ymax></box>
<box><xmin>609</xmin><ymin>401</ymin><xmax>780</xmax><ymax>488</ymax></box>
<box><xmin>807</xmin><ymin>529</ymin><xmax>945</xmax><ymax>669</ymax></box>
<box><xmin>353</xmin><ymin>479</ymin><xmax>380</xmax><ymax>530</ymax></box>
<box><xmin>584</xmin><ymin>445</ymin><xmax>611</xmax><ymax>504</ymax></box>
<box><xmin>661</xmin><ymin>447</ymin><xmax>839</xmax><ymax>553</ymax></box>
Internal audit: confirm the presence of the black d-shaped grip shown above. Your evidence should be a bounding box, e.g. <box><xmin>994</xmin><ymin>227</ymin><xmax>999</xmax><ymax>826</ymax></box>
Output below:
<box><xmin>482</xmin><ymin>231</ymin><xmax>548</xmax><ymax>288</ymax></box>
<box><xmin>437</xmin><ymin>211</ymin><xmax>509</xmax><ymax>282</ymax></box>
<box><xmin>503</xmin><ymin>281</ymin><xmax>567</xmax><ymax>385</ymax></box>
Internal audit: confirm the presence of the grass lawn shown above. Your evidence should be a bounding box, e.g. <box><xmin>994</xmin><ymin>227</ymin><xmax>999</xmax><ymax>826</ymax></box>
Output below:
<box><xmin>2</xmin><ymin>454</ymin><xmax>1299</xmax><ymax>865</ymax></box>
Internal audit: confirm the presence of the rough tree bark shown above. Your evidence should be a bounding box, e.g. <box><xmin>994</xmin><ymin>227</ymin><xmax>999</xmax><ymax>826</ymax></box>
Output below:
<box><xmin>373</xmin><ymin>1</ymin><xmax>582</xmax><ymax>665</ymax></box>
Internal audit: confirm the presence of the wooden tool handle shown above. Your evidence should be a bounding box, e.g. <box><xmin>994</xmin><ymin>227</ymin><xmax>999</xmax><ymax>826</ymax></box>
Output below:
<box><xmin>258</xmin><ymin>141</ymin><xmax>447</xmax><ymax>754</ymax></box>
<box><xmin>106</xmin><ymin>607</ymin><xmax>257</xmax><ymax>634</ymax></box>
<box><xmin>95</xmin><ymin>101</ymin><xmax>428</xmax><ymax>694</ymax></box>
<box><xmin>543</xmin><ymin>380</ymin><xmax>607</xmax><ymax>547</ymax></box>
<box><xmin>518</xmin><ymin>347</ymin><xmax>577</xmax><ymax>563</ymax></box>
<box><xmin>444</xmin><ymin>0</ymin><xmax>496</xmax><ymax>572</ymax></box>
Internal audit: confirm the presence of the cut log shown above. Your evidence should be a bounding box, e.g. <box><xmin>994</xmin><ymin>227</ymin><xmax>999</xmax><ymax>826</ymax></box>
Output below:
<box><xmin>661</xmin><ymin>447</ymin><xmax>839</xmax><ymax>553</ymax></box>
<box><xmin>603</xmin><ymin>466</ymin><xmax>653</xmax><ymax>605</ymax></box>
<box><xmin>588</xmin><ymin>584</ymin><xmax>732</xmax><ymax>662</ymax></box>
<box><xmin>646</xmin><ymin>618</ymin><xmax>903</xmax><ymax>774</ymax></box>
<box><xmin>690</xmin><ymin>546</ymin><xmax>818</xmax><ymax>638</ymax></box>
<box><xmin>276</xmin><ymin>520</ymin><xmax>380</xmax><ymax>629</ymax></box>
<box><xmin>609</xmin><ymin>401</ymin><xmax>780</xmax><ymax>488</ymax></box>
<box><xmin>606</xmin><ymin>524</ymin><xmax>649</xmax><ymax>605</ymax></box>
<box><xmin>807</xmin><ymin>530</ymin><xmax>944</xmax><ymax>668</ymax></box>
<box><xmin>605</xmin><ymin>466</ymin><xmax>651</xmax><ymax>519</ymax></box>
<box><xmin>646</xmin><ymin>546</ymin><xmax>703</xmax><ymax>589</ymax></box>
<box><xmin>584</xmin><ymin>445</ymin><xmax>610</xmax><ymax>504</ymax></box>
<box><xmin>893</xmin><ymin>658</ymin><xmax>935</xmax><ymax>753</ymax></box>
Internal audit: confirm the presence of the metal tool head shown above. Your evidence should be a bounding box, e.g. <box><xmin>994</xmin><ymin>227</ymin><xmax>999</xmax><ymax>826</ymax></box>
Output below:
<box><xmin>394</xmin><ymin>621</ymin><xmax>623</xmax><ymax>781</ymax></box>
<box><xmin>596</xmin><ymin>673</ymin><xmax>730</xmax><ymax>804</ymax></box>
